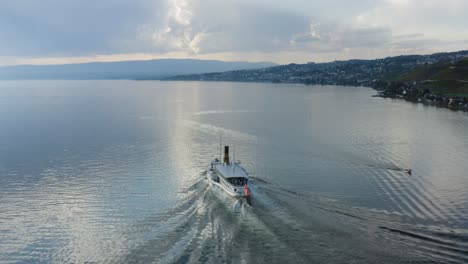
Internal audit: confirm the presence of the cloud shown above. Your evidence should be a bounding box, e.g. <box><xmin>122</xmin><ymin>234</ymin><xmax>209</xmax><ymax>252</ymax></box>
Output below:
<box><xmin>288</xmin><ymin>22</ymin><xmax>392</xmax><ymax>55</ymax></box>
<box><xmin>363</xmin><ymin>0</ymin><xmax>468</xmax><ymax>37</ymax></box>
<box><xmin>144</xmin><ymin>0</ymin><xmax>197</xmax><ymax>52</ymax></box>
<box><xmin>391</xmin><ymin>38</ymin><xmax>441</xmax><ymax>49</ymax></box>
<box><xmin>0</xmin><ymin>0</ymin><xmax>162</xmax><ymax>56</ymax></box>
<box><xmin>139</xmin><ymin>0</ymin><xmax>394</xmax><ymax>55</ymax></box>
<box><xmin>0</xmin><ymin>0</ymin><xmax>393</xmax><ymax>57</ymax></box>
<box><xmin>393</xmin><ymin>33</ymin><xmax>425</xmax><ymax>40</ymax></box>
<box><xmin>0</xmin><ymin>0</ymin><xmax>467</xmax><ymax>65</ymax></box>
<box><xmin>139</xmin><ymin>0</ymin><xmax>312</xmax><ymax>54</ymax></box>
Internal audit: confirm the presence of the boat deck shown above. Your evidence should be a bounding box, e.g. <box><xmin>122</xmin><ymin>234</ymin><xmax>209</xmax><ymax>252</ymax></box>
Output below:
<box><xmin>215</xmin><ymin>163</ymin><xmax>248</xmax><ymax>178</ymax></box>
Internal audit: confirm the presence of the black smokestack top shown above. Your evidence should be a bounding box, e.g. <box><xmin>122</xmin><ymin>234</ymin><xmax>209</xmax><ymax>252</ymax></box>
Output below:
<box><xmin>223</xmin><ymin>146</ymin><xmax>229</xmax><ymax>164</ymax></box>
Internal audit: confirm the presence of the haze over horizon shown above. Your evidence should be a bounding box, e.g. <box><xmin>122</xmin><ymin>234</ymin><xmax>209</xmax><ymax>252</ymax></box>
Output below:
<box><xmin>1</xmin><ymin>0</ymin><xmax>468</xmax><ymax>66</ymax></box>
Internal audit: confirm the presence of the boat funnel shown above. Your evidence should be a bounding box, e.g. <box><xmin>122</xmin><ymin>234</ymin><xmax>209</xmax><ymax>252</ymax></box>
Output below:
<box><xmin>223</xmin><ymin>146</ymin><xmax>229</xmax><ymax>164</ymax></box>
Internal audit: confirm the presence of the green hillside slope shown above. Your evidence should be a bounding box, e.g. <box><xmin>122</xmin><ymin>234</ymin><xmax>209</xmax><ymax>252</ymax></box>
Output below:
<box><xmin>397</xmin><ymin>58</ymin><xmax>468</xmax><ymax>96</ymax></box>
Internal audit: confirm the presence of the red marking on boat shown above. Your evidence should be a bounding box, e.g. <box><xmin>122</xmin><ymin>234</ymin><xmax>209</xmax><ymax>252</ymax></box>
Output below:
<box><xmin>244</xmin><ymin>184</ymin><xmax>250</xmax><ymax>197</ymax></box>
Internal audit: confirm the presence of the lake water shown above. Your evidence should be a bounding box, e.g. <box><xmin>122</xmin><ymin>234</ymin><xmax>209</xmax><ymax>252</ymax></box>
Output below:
<box><xmin>1</xmin><ymin>80</ymin><xmax>467</xmax><ymax>263</ymax></box>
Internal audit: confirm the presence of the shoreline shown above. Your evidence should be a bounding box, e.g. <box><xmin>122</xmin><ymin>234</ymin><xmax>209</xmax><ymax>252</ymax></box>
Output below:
<box><xmin>374</xmin><ymin>93</ymin><xmax>468</xmax><ymax>112</ymax></box>
<box><xmin>371</xmin><ymin>82</ymin><xmax>468</xmax><ymax>112</ymax></box>
<box><xmin>160</xmin><ymin>77</ymin><xmax>468</xmax><ymax>112</ymax></box>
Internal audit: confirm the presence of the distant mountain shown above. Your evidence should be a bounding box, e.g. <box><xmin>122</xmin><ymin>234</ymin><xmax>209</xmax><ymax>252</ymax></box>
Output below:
<box><xmin>0</xmin><ymin>59</ymin><xmax>276</xmax><ymax>80</ymax></box>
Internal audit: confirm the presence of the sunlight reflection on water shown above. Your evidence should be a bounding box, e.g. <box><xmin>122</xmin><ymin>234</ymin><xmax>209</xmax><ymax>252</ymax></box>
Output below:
<box><xmin>0</xmin><ymin>80</ymin><xmax>467</xmax><ymax>263</ymax></box>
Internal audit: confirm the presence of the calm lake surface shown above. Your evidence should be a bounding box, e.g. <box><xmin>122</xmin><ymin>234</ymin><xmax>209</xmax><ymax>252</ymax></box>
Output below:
<box><xmin>1</xmin><ymin>80</ymin><xmax>467</xmax><ymax>263</ymax></box>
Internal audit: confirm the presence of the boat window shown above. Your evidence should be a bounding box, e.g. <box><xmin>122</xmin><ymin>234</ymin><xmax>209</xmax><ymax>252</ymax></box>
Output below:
<box><xmin>228</xmin><ymin>178</ymin><xmax>247</xmax><ymax>186</ymax></box>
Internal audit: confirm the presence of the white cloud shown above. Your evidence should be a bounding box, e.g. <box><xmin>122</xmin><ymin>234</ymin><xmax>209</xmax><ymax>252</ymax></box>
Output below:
<box><xmin>148</xmin><ymin>0</ymin><xmax>201</xmax><ymax>53</ymax></box>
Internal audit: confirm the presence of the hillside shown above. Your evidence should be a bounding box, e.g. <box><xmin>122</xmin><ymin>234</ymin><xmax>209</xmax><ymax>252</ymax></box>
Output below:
<box><xmin>396</xmin><ymin>57</ymin><xmax>468</xmax><ymax>96</ymax></box>
<box><xmin>0</xmin><ymin>59</ymin><xmax>275</xmax><ymax>80</ymax></box>
<box><xmin>164</xmin><ymin>50</ymin><xmax>468</xmax><ymax>92</ymax></box>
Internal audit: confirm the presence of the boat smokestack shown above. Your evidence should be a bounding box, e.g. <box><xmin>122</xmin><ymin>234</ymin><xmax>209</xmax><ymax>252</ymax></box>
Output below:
<box><xmin>223</xmin><ymin>146</ymin><xmax>229</xmax><ymax>164</ymax></box>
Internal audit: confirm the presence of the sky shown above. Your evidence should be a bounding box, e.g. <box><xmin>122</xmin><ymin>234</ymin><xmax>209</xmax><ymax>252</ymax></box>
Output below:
<box><xmin>1</xmin><ymin>0</ymin><xmax>468</xmax><ymax>66</ymax></box>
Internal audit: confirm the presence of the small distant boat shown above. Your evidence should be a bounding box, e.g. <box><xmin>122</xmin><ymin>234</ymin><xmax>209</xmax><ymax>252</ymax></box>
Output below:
<box><xmin>207</xmin><ymin>145</ymin><xmax>251</xmax><ymax>198</ymax></box>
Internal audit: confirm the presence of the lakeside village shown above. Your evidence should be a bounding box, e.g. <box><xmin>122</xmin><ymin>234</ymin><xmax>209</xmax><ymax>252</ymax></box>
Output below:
<box><xmin>374</xmin><ymin>81</ymin><xmax>468</xmax><ymax>112</ymax></box>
